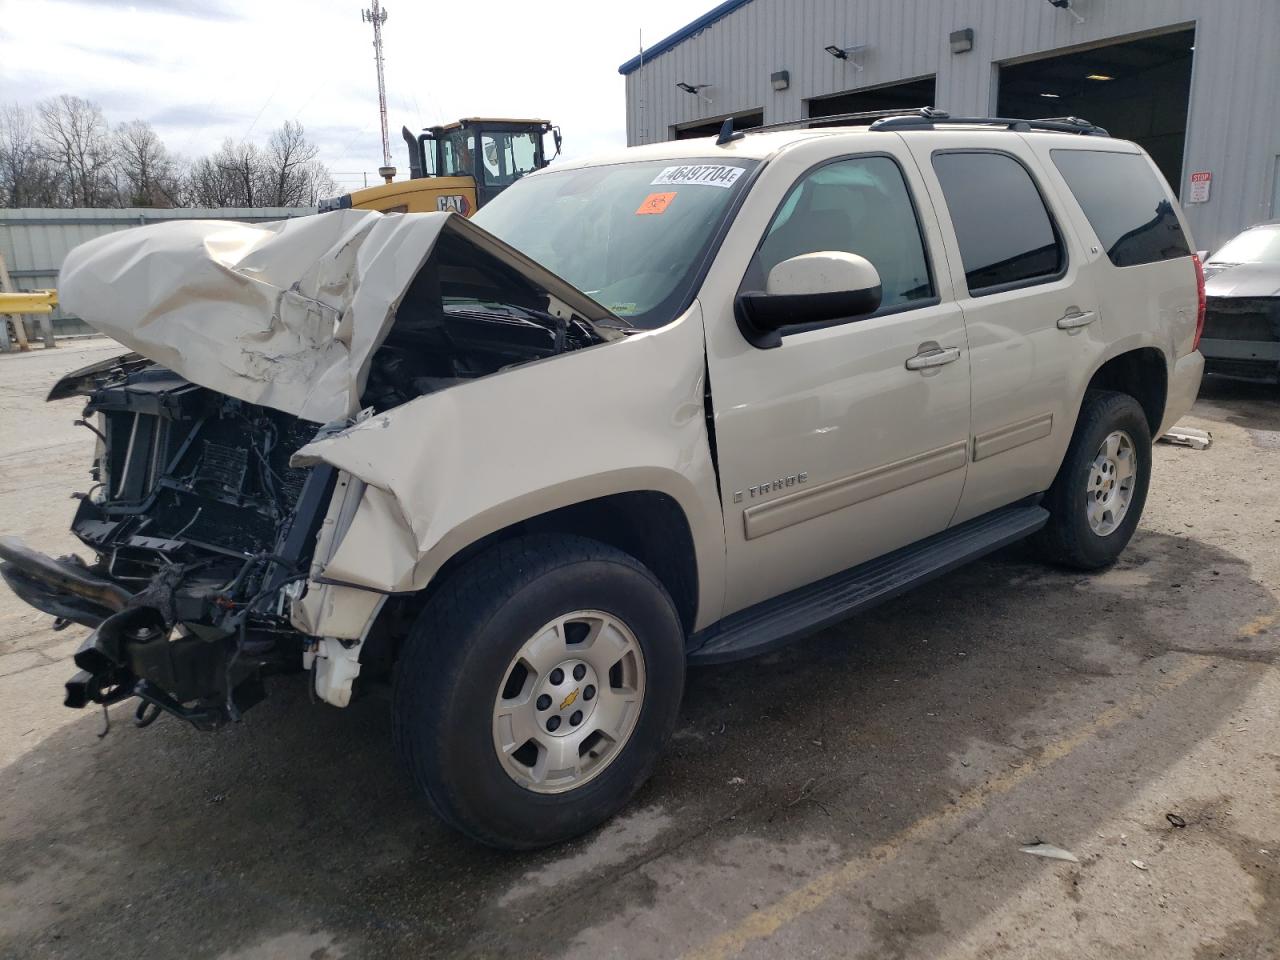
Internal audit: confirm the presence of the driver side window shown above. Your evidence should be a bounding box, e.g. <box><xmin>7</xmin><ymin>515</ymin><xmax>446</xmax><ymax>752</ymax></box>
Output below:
<box><xmin>751</xmin><ymin>155</ymin><xmax>935</xmax><ymax>310</ymax></box>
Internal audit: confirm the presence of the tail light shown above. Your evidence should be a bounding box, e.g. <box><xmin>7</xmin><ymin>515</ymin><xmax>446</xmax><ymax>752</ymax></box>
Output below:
<box><xmin>1192</xmin><ymin>254</ymin><xmax>1207</xmax><ymax>351</ymax></box>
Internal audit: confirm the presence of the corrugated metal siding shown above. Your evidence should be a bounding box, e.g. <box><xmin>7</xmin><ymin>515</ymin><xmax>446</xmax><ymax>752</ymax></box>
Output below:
<box><xmin>624</xmin><ymin>0</ymin><xmax>1280</xmax><ymax>250</ymax></box>
<box><xmin>0</xmin><ymin>207</ymin><xmax>314</xmax><ymax>332</ymax></box>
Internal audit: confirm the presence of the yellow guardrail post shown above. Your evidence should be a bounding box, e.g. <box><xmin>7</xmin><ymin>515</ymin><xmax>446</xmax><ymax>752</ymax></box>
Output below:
<box><xmin>0</xmin><ymin>290</ymin><xmax>59</xmax><ymax>351</ymax></box>
<box><xmin>0</xmin><ymin>290</ymin><xmax>58</xmax><ymax>313</ymax></box>
<box><xmin>0</xmin><ymin>249</ymin><xmax>57</xmax><ymax>351</ymax></box>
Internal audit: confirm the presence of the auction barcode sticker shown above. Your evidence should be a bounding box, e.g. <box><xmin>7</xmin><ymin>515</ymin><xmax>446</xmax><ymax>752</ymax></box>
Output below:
<box><xmin>651</xmin><ymin>164</ymin><xmax>745</xmax><ymax>189</ymax></box>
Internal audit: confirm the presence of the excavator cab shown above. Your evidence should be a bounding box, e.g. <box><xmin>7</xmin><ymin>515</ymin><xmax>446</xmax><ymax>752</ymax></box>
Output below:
<box><xmin>320</xmin><ymin>118</ymin><xmax>560</xmax><ymax>216</ymax></box>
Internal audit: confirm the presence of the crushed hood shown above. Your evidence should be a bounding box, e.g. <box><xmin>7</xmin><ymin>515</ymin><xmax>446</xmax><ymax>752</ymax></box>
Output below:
<box><xmin>59</xmin><ymin>209</ymin><xmax>621</xmax><ymax>423</ymax></box>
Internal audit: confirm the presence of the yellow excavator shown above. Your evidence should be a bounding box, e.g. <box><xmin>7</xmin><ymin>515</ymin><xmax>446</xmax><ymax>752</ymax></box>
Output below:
<box><xmin>320</xmin><ymin>118</ymin><xmax>561</xmax><ymax>216</ymax></box>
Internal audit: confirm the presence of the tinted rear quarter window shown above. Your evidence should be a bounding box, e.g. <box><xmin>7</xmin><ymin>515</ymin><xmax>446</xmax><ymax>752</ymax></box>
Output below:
<box><xmin>932</xmin><ymin>151</ymin><xmax>1065</xmax><ymax>295</ymax></box>
<box><xmin>1051</xmin><ymin>150</ymin><xmax>1191</xmax><ymax>267</ymax></box>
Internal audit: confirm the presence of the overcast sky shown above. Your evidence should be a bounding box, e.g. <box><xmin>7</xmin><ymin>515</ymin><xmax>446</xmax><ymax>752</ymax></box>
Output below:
<box><xmin>0</xmin><ymin>0</ymin><xmax>698</xmax><ymax>188</ymax></box>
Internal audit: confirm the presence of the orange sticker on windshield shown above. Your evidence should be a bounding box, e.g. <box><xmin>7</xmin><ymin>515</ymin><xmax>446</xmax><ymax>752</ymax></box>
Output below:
<box><xmin>636</xmin><ymin>192</ymin><xmax>676</xmax><ymax>215</ymax></box>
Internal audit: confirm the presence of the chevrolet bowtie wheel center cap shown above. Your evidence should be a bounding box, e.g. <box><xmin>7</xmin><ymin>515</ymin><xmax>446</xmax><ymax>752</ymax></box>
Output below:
<box><xmin>535</xmin><ymin>658</ymin><xmax>599</xmax><ymax>736</ymax></box>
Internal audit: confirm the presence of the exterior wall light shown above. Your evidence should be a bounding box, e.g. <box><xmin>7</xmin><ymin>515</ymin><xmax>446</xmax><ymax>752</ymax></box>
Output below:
<box><xmin>676</xmin><ymin>82</ymin><xmax>714</xmax><ymax>104</ymax></box>
<box><xmin>771</xmin><ymin>70</ymin><xmax>790</xmax><ymax>91</ymax></box>
<box><xmin>823</xmin><ymin>44</ymin><xmax>867</xmax><ymax>71</ymax></box>
<box><xmin>950</xmin><ymin>28</ymin><xmax>974</xmax><ymax>54</ymax></box>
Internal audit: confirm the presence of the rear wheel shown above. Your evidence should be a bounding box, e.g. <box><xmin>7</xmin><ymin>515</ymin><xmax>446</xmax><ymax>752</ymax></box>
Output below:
<box><xmin>1032</xmin><ymin>390</ymin><xmax>1152</xmax><ymax>570</ymax></box>
<box><xmin>393</xmin><ymin>534</ymin><xmax>685</xmax><ymax>849</ymax></box>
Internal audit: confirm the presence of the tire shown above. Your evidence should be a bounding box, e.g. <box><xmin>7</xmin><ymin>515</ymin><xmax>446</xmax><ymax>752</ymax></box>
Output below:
<box><xmin>392</xmin><ymin>533</ymin><xmax>685</xmax><ymax>849</ymax></box>
<box><xmin>1032</xmin><ymin>389</ymin><xmax>1152</xmax><ymax>570</ymax></box>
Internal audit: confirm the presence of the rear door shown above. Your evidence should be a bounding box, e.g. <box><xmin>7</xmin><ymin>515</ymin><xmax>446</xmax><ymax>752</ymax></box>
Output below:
<box><xmin>902</xmin><ymin>135</ymin><xmax>1103</xmax><ymax>523</ymax></box>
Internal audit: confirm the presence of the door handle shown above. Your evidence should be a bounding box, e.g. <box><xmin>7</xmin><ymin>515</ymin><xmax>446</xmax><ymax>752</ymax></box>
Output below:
<box><xmin>1056</xmin><ymin>309</ymin><xmax>1097</xmax><ymax>330</ymax></box>
<box><xmin>905</xmin><ymin>346</ymin><xmax>961</xmax><ymax>370</ymax></box>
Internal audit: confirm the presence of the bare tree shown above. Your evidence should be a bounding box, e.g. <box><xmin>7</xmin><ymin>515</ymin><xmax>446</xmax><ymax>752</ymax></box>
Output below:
<box><xmin>263</xmin><ymin>121</ymin><xmax>334</xmax><ymax>206</ymax></box>
<box><xmin>4</xmin><ymin>97</ymin><xmax>330</xmax><ymax>210</ymax></box>
<box><xmin>221</xmin><ymin>139</ymin><xmax>266</xmax><ymax>207</ymax></box>
<box><xmin>113</xmin><ymin>119</ymin><xmax>181</xmax><ymax>207</ymax></box>
<box><xmin>185</xmin><ymin>138</ymin><xmax>266</xmax><ymax>207</ymax></box>
<box><xmin>184</xmin><ymin>124</ymin><xmax>332</xmax><ymax>208</ymax></box>
<box><xmin>185</xmin><ymin>153</ymin><xmax>233</xmax><ymax>207</ymax></box>
<box><xmin>37</xmin><ymin>95</ymin><xmax>116</xmax><ymax>206</ymax></box>
<box><xmin>0</xmin><ymin>103</ymin><xmax>59</xmax><ymax>207</ymax></box>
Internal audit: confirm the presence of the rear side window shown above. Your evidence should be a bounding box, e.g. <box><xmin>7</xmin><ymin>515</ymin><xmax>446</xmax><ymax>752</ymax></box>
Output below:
<box><xmin>1052</xmin><ymin>150</ymin><xmax>1191</xmax><ymax>267</ymax></box>
<box><xmin>932</xmin><ymin>151</ymin><xmax>1064</xmax><ymax>295</ymax></box>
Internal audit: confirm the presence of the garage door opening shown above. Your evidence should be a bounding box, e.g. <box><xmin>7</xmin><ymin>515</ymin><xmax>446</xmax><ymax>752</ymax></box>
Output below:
<box><xmin>997</xmin><ymin>28</ymin><xmax>1194</xmax><ymax>195</ymax></box>
<box><xmin>807</xmin><ymin>76</ymin><xmax>937</xmax><ymax>126</ymax></box>
<box><xmin>673</xmin><ymin>110</ymin><xmax>764</xmax><ymax>140</ymax></box>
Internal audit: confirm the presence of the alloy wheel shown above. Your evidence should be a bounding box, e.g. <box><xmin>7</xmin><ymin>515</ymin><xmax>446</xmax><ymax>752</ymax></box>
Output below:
<box><xmin>1086</xmin><ymin>429</ymin><xmax>1136</xmax><ymax>536</ymax></box>
<box><xmin>492</xmin><ymin>611</ymin><xmax>646</xmax><ymax>794</ymax></box>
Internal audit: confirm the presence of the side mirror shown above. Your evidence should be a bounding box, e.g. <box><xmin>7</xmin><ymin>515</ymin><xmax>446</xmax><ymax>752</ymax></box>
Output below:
<box><xmin>736</xmin><ymin>252</ymin><xmax>882</xmax><ymax>348</ymax></box>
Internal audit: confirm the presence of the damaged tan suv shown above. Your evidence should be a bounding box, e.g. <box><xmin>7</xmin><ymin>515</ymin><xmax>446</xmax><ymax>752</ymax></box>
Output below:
<box><xmin>0</xmin><ymin>111</ymin><xmax>1205</xmax><ymax>849</ymax></box>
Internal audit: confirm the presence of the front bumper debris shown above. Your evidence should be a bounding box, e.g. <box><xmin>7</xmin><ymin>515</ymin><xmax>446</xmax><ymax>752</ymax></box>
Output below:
<box><xmin>62</xmin><ymin>606</ymin><xmax>264</xmax><ymax>729</ymax></box>
<box><xmin>0</xmin><ymin>535</ymin><xmax>130</xmax><ymax>627</ymax></box>
<box><xmin>3</xmin><ymin>535</ymin><xmax>290</xmax><ymax>731</ymax></box>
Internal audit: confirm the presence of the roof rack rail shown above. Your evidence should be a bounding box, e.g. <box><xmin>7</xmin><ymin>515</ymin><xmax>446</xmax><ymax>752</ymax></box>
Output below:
<box><xmin>869</xmin><ymin>108</ymin><xmax>1109</xmax><ymax>137</ymax></box>
<box><xmin>743</xmin><ymin>107</ymin><xmax>926</xmax><ymax>134</ymax></box>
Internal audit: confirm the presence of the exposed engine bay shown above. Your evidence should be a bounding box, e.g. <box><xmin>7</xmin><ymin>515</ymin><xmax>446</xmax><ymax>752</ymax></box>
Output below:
<box><xmin>0</xmin><ymin>215</ymin><xmax>615</xmax><ymax>730</ymax></box>
<box><xmin>364</xmin><ymin>231</ymin><xmax>605</xmax><ymax>411</ymax></box>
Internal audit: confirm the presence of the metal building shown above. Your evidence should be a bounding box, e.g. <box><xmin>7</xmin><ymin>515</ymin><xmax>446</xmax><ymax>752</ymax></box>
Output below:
<box><xmin>620</xmin><ymin>0</ymin><xmax>1280</xmax><ymax>250</ymax></box>
<box><xmin>0</xmin><ymin>207</ymin><xmax>314</xmax><ymax>335</ymax></box>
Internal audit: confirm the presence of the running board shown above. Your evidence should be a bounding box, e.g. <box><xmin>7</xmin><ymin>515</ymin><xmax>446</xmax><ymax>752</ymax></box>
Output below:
<box><xmin>688</xmin><ymin>504</ymin><xmax>1049</xmax><ymax>665</ymax></box>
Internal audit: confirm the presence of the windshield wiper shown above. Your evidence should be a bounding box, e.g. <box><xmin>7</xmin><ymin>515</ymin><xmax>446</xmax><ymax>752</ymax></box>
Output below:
<box><xmin>446</xmin><ymin>302</ymin><xmax>604</xmax><ymax>352</ymax></box>
<box><xmin>446</xmin><ymin>302</ymin><xmax>541</xmax><ymax>323</ymax></box>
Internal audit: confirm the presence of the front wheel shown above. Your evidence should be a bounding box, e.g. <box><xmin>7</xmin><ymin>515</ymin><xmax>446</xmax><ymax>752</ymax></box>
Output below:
<box><xmin>393</xmin><ymin>534</ymin><xmax>685</xmax><ymax>849</ymax></box>
<box><xmin>1032</xmin><ymin>390</ymin><xmax>1153</xmax><ymax>570</ymax></box>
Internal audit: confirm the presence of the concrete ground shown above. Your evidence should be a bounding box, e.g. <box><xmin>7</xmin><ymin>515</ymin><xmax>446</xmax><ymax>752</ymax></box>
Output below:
<box><xmin>0</xmin><ymin>340</ymin><xmax>1276</xmax><ymax>960</ymax></box>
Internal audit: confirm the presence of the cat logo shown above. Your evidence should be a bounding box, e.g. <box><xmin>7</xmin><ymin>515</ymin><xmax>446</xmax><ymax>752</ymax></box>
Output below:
<box><xmin>560</xmin><ymin>688</ymin><xmax>580</xmax><ymax>711</ymax></box>
<box><xmin>435</xmin><ymin>194</ymin><xmax>471</xmax><ymax>216</ymax></box>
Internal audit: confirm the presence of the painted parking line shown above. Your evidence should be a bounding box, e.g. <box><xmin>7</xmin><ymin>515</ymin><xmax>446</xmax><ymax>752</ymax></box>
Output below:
<box><xmin>682</xmin><ymin>644</ymin><xmax>1239</xmax><ymax>960</ymax></box>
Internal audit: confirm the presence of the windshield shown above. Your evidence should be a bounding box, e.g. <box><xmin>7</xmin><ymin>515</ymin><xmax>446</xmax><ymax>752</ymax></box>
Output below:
<box><xmin>1211</xmin><ymin>225</ymin><xmax>1280</xmax><ymax>265</ymax></box>
<box><xmin>471</xmin><ymin>158</ymin><xmax>758</xmax><ymax>327</ymax></box>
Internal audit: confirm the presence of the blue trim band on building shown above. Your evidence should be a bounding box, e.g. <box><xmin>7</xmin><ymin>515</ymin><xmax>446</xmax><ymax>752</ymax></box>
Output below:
<box><xmin>618</xmin><ymin>0</ymin><xmax>756</xmax><ymax>75</ymax></box>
